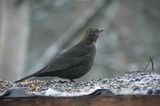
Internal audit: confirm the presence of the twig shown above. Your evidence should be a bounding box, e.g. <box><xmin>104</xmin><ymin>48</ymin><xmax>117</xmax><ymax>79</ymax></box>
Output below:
<box><xmin>149</xmin><ymin>56</ymin><xmax>154</xmax><ymax>72</ymax></box>
<box><xmin>143</xmin><ymin>56</ymin><xmax>154</xmax><ymax>72</ymax></box>
<box><xmin>144</xmin><ymin>57</ymin><xmax>151</xmax><ymax>71</ymax></box>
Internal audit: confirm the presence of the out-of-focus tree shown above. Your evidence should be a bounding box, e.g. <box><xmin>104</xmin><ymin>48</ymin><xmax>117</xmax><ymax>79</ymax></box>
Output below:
<box><xmin>0</xmin><ymin>0</ymin><xmax>30</xmax><ymax>81</ymax></box>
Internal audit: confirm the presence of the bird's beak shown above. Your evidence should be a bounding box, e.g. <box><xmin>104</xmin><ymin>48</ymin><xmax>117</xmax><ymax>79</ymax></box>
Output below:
<box><xmin>97</xmin><ymin>28</ymin><xmax>105</xmax><ymax>33</ymax></box>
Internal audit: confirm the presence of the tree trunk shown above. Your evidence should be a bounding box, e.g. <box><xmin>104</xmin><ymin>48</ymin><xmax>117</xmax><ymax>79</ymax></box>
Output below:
<box><xmin>0</xmin><ymin>0</ymin><xmax>30</xmax><ymax>81</ymax></box>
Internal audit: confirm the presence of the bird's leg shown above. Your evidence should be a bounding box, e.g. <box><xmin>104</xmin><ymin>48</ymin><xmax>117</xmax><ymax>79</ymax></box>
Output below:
<box><xmin>69</xmin><ymin>79</ymin><xmax>75</xmax><ymax>82</ymax></box>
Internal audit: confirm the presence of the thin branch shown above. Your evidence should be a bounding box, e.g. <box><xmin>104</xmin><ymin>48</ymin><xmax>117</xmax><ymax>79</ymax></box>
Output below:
<box><xmin>143</xmin><ymin>56</ymin><xmax>154</xmax><ymax>72</ymax></box>
<box><xmin>144</xmin><ymin>57</ymin><xmax>151</xmax><ymax>71</ymax></box>
<box><xmin>149</xmin><ymin>56</ymin><xmax>154</xmax><ymax>72</ymax></box>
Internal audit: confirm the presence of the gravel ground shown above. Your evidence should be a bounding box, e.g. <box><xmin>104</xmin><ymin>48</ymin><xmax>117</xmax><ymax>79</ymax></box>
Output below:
<box><xmin>0</xmin><ymin>71</ymin><xmax>160</xmax><ymax>97</ymax></box>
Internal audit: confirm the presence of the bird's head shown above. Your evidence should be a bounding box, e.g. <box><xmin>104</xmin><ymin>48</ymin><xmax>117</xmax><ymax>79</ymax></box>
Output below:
<box><xmin>83</xmin><ymin>28</ymin><xmax>104</xmax><ymax>45</ymax></box>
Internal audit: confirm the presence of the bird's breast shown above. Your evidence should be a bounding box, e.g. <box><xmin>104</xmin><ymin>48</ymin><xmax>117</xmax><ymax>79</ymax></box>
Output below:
<box><xmin>83</xmin><ymin>47</ymin><xmax>96</xmax><ymax>69</ymax></box>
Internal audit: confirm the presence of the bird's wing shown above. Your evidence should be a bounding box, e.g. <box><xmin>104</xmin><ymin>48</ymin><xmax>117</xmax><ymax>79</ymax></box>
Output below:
<box><xmin>38</xmin><ymin>49</ymin><xmax>90</xmax><ymax>74</ymax></box>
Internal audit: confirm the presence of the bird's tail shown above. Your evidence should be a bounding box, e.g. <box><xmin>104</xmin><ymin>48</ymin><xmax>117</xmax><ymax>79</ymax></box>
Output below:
<box><xmin>14</xmin><ymin>74</ymin><xmax>35</xmax><ymax>83</ymax></box>
<box><xmin>14</xmin><ymin>65</ymin><xmax>49</xmax><ymax>83</ymax></box>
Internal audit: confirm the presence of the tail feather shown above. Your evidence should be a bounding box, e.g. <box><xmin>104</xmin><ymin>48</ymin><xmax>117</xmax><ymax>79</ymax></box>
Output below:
<box><xmin>14</xmin><ymin>74</ymin><xmax>35</xmax><ymax>83</ymax></box>
<box><xmin>14</xmin><ymin>65</ymin><xmax>50</xmax><ymax>83</ymax></box>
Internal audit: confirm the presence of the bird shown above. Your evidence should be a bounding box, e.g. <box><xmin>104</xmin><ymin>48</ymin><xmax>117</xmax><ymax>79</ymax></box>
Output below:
<box><xmin>14</xmin><ymin>28</ymin><xmax>104</xmax><ymax>83</ymax></box>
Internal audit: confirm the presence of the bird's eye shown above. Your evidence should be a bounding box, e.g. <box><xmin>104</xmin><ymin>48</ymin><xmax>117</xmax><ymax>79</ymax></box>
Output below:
<box><xmin>88</xmin><ymin>30</ymin><xmax>93</xmax><ymax>34</ymax></box>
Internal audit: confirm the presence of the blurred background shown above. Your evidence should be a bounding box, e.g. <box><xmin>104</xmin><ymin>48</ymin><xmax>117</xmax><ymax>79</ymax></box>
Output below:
<box><xmin>0</xmin><ymin>0</ymin><xmax>160</xmax><ymax>82</ymax></box>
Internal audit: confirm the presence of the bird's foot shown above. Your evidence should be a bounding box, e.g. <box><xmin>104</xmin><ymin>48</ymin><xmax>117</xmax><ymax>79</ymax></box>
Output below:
<box><xmin>69</xmin><ymin>79</ymin><xmax>76</xmax><ymax>82</ymax></box>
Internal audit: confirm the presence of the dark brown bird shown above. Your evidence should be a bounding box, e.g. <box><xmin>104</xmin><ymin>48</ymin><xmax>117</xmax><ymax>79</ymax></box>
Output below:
<box><xmin>14</xmin><ymin>28</ymin><xmax>104</xmax><ymax>83</ymax></box>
